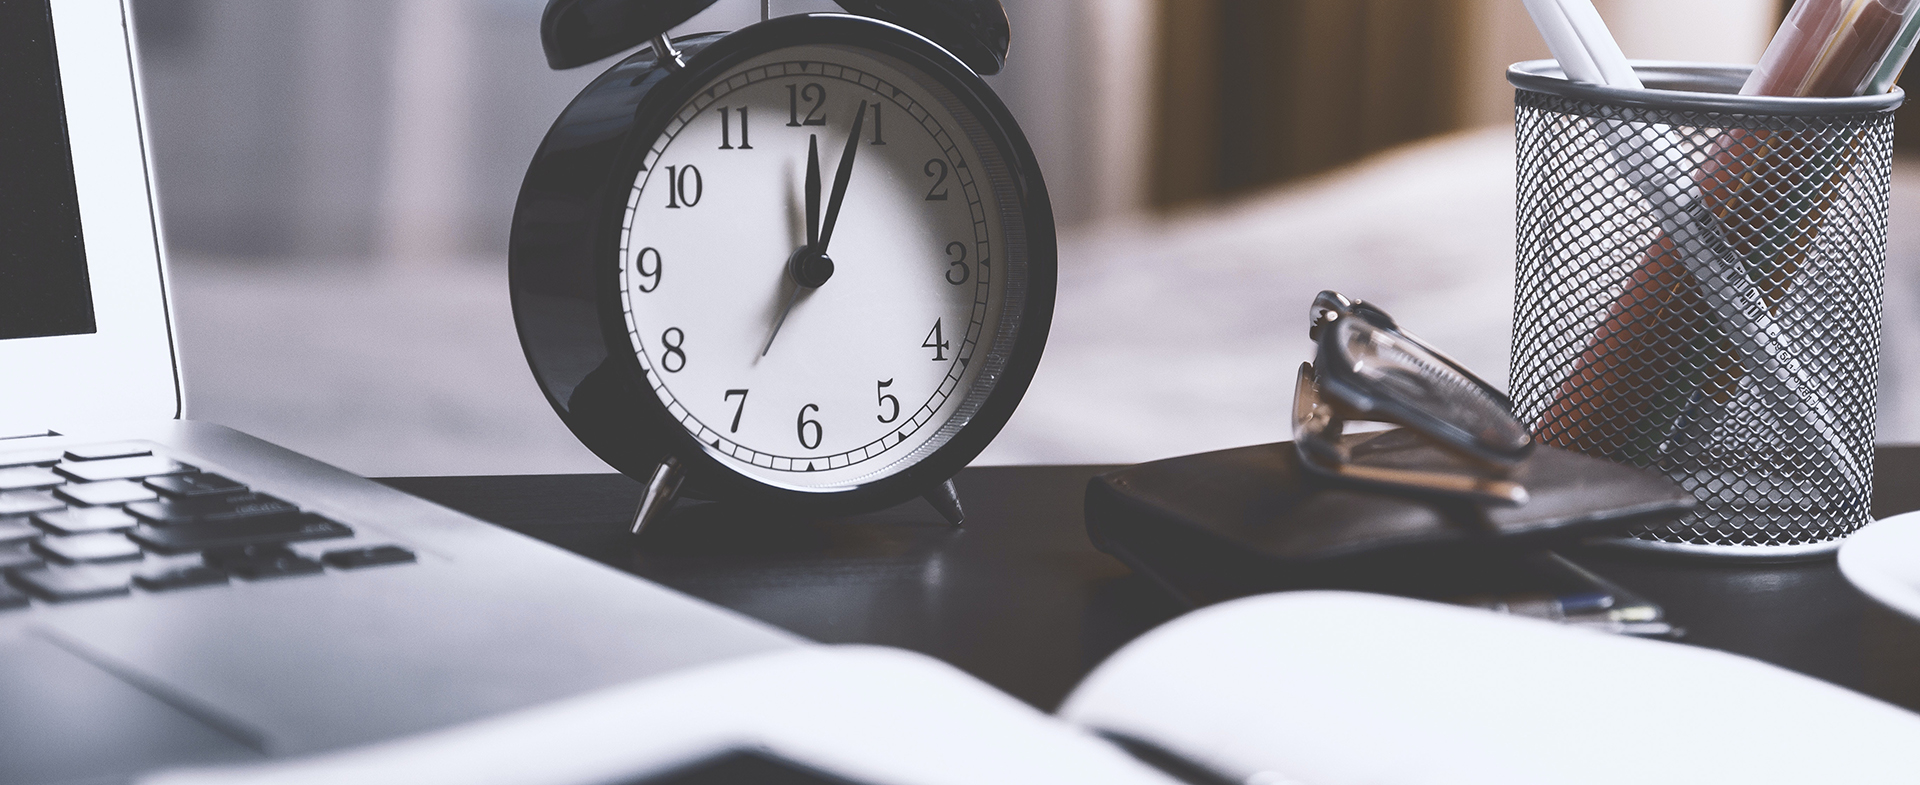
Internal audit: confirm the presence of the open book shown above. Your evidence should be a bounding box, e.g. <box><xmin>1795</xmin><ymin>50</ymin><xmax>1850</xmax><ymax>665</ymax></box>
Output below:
<box><xmin>143</xmin><ymin>592</ymin><xmax>1918</xmax><ymax>785</ymax></box>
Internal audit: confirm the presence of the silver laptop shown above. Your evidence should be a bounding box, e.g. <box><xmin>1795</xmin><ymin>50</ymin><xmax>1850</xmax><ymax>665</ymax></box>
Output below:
<box><xmin>0</xmin><ymin>3</ymin><xmax>800</xmax><ymax>783</ymax></box>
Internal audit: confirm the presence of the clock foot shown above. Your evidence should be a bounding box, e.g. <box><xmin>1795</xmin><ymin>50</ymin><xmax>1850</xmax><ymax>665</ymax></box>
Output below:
<box><xmin>630</xmin><ymin>456</ymin><xmax>684</xmax><ymax>535</ymax></box>
<box><xmin>924</xmin><ymin>479</ymin><xmax>965</xmax><ymax>527</ymax></box>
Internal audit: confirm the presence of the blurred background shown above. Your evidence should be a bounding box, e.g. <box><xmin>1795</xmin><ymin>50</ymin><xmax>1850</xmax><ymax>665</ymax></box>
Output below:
<box><xmin>134</xmin><ymin>0</ymin><xmax>1920</xmax><ymax>477</ymax></box>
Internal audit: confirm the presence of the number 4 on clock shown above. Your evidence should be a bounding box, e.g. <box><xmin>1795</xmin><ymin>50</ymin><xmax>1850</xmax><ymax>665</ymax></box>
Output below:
<box><xmin>922</xmin><ymin>319</ymin><xmax>949</xmax><ymax>361</ymax></box>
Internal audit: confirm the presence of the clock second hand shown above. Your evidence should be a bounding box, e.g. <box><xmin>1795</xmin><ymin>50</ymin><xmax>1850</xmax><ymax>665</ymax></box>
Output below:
<box><xmin>761</xmin><ymin>102</ymin><xmax>869</xmax><ymax>358</ymax></box>
<box><xmin>761</xmin><ymin>135</ymin><xmax>823</xmax><ymax>358</ymax></box>
<box><xmin>760</xmin><ymin>287</ymin><xmax>804</xmax><ymax>358</ymax></box>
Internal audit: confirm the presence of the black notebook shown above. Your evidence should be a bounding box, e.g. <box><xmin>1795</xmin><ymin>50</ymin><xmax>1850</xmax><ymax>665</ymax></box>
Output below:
<box><xmin>1084</xmin><ymin>432</ymin><xmax>1695</xmax><ymax>608</ymax></box>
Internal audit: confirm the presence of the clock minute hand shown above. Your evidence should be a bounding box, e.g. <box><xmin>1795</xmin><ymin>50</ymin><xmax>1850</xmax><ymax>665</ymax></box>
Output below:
<box><xmin>816</xmin><ymin>100</ymin><xmax>868</xmax><ymax>252</ymax></box>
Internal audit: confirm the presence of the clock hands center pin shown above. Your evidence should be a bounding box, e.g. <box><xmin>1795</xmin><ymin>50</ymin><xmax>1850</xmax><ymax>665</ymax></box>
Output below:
<box><xmin>761</xmin><ymin>101</ymin><xmax>870</xmax><ymax>358</ymax></box>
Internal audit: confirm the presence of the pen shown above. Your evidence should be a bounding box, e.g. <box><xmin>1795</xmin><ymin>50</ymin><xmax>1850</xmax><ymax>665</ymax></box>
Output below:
<box><xmin>1748</xmin><ymin>0</ymin><xmax>1920</xmax><ymax>97</ymax></box>
<box><xmin>1746</xmin><ymin>0</ymin><xmax>1855</xmax><ymax>95</ymax></box>
<box><xmin>1565</xmin><ymin>620</ymin><xmax>1680</xmax><ymax>637</ymax></box>
<box><xmin>1555</xmin><ymin>0</ymin><xmax>1641</xmax><ymax>88</ymax></box>
<box><xmin>1864</xmin><ymin>1</ymin><xmax>1920</xmax><ymax>92</ymax></box>
<box><xmin>1520</xmin><ymin>0</ymin><xmax>1604</xmax><ymax>84</ymax></box>
<box><xmin>1459</xmin><ymin>591</ymin><xmax>1613</xmax><ymax>621</ymax></box>
<box><xmin>1519</xmin><ymin>0</ymin><xmax>1639</xmax><ymax>88</ymax></box>
<box><xmin>1802</xmin><ymin>0</ymin><xmax>1919</xmax><ymax>96</ymax></box>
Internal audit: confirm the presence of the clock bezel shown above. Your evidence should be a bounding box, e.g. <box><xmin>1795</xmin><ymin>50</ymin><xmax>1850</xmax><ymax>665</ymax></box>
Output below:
<box><xmin>594</xmin><ymin>13</ymin><xmax>1055</xmax><ymax>514</ymax></box>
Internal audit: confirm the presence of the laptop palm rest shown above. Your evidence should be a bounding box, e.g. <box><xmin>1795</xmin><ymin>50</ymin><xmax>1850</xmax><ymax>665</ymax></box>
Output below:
<box><xmin>0</xmin><ymin>635</ymin><xmax>262</xmax><ymax>785</ymax></box>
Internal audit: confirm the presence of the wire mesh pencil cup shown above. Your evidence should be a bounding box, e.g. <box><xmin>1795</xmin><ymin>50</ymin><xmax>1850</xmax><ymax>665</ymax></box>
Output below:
<box><xmin>1508</xmin><ymin>61</ymin><xmax>1902</xmax><ymax>559</ymax></box>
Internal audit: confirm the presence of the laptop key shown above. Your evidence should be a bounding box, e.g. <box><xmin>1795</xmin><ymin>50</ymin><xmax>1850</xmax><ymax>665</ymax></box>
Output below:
<box><xmin>323</xmin><ymin>545</ymin><xmax>417</xmax><ymax>570</ymax></box>
<box><xmin>0</xmin><ymin>449</ymin><xmax>63</xmax><ymax>469</ymax></box>
<box><xmin>0</xmin><ymin>490</ymin><xmax>65</xmax><ymax>516</ymax></box>
<box><xmin>0</xmin><ymin>581</ymin><xmax>26</xmax><ymax>610</ymax></box>
<box><xmin>203</xmin><ymin>544</ymin><xmax>293</xmax><ymax>568</ymax></box>
<box><xmin>230</xmin><ymin>554</ymin><xmax>324</xmax><ymax>581</ymax></box>
<box><xmin>34</xmin><ymin>507</ymin><xmax>136</xmax><ymax>535</ymax></box>
<box><xmin>0</xmin><ymin>518</ymin><xmax>41</xmax><ymax>545</ymax></box>
<box><xmin>134</xmin><ymin>565</ymin><xmax>229</xmax><ymax>592</ymax></box>
<box><xmin>0</xmin><ymin>544</ymin><xmax>46</xmax><ymax>572</ymax></box>
<box><xmin>10</xmin><ymin>566</ymin><xmax>131</xmax><ymax>602</ymax></box>
<box><xmin>205</xmin><ymin>544</ymin><xmax>323</xmax><ymax>580</ymax></box>
<box><xmin>59</xmin><ymin>479</ymin><xmax>158</xmax><ymax>506</ymax></box>
<box><xmin>0</xmin><ymin>466</ymin><xmax>64</xmax><ymax>491</ymax></box>
<box><xmin>64</xmin><ymin>443</ymin><xmax>153</xmax><ymax>461</ymax></box>
<box><xmin>145</xmin><ymin>473</ymin><xmax>247</xmax><ymax>499</ymax></box>
<box><xmin>129</xmin><ymin>513</ymin><xmax>353</xmax><ymax>555</ymax></box>
<box><xmin>37</xmin><ymin>534</ymin><xmax>143</xmax><ymax>564</ymax></box>
<box><xmin>125</xmin><ymin>493</ymin><xmax>297</xmax><ymax>525</ymax></box>
<box><xmin>56</xmin><ymin>456</ymin><xmax>192</xmax><ymax>483</ymax></box>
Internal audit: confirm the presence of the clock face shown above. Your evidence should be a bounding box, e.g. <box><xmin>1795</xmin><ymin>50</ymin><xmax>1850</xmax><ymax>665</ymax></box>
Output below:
<box><xmin>616</xmin><ymin>43</ymin><xmax>1020</xmax><ymax>491</ymax></box>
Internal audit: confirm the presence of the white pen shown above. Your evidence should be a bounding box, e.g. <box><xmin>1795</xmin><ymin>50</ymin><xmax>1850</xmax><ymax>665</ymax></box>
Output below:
<box><xmin>1520</xmin><ymin>0</ymin><xmax>1605</xmax><ymax>83</ymax></box>
<box><xmin>1555</xmin><ymin>0</ymin><xmax>1643</xmax><ymax>88</ymax></box>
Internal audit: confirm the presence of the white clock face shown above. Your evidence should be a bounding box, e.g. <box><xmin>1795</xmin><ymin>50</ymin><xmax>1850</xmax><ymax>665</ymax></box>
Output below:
<box><xmin>618</xmin><ymin>44</ymin><xmax>1016</xmax><ymax>491</ymax></box>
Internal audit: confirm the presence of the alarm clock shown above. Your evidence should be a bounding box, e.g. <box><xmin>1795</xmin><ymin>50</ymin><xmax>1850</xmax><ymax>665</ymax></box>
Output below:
<box><xmin>509</xmin><ymin>0</ymin><xmax>1055</xmax><ymax>533</ymax></box>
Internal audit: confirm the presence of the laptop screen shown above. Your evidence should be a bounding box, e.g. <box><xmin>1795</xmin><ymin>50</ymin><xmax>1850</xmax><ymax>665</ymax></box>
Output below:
<box><xmin>0</xmin><ymin>0</ymin><xmax>96</xmax><ymax>341</ymax></box>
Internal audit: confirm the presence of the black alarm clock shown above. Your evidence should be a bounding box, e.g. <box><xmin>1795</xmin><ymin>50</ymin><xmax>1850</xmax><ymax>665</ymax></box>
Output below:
<box><xmin>509</xmin><ymin>0</ymin><xmax>1055</xmax><ymax>533</ymax></box>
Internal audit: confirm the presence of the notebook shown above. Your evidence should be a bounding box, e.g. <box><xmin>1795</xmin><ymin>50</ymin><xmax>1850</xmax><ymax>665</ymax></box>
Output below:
<box><xmin>141</xmin><ymin>592</ymin><xmax>1920</xmax><ymax>785</ymax></box>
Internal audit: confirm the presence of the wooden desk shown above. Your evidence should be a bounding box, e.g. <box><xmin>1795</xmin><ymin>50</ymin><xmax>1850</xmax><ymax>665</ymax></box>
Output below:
<box><xmin>381</xmin><ymin>446</ymin><xmax>1920</xmax><ymax>712</ymax></box>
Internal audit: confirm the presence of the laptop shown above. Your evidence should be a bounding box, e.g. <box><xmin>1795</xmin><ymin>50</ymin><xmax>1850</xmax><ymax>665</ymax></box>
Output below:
<box><xmin>0</xmin><ymin>2</ymin><xmax>800</xmax><ymax>783</ymax></box>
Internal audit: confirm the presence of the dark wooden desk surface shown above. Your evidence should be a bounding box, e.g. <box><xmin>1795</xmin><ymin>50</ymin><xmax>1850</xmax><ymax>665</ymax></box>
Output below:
<box><xmin>381</xmin><ymin>446</ymin><xmax>1920</xmax><ymax>713</ymax></box>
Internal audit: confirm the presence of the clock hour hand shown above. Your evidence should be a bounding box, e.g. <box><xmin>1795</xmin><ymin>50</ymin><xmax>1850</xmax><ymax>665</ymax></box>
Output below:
<box><xmin>817</xmin><ymin>100</ymin><xmax>868</xmax><ymax>252</ymax></box>
<box><xmin>805</xmin><ymin>134</ymin><xmax>820</xmax><ymax>248</ymax></box>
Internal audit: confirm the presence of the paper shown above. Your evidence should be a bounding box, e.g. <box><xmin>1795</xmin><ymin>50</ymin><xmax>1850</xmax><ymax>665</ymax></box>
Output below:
<box><xmin>1061</xmin><ymin>591</ymin><xmax>1920</xmax><ymax>785</ymax></box>
<box><xmin>142</xmin><ymin>646</ymin><xmax>1177</xmax><ymax>785</ymax></box>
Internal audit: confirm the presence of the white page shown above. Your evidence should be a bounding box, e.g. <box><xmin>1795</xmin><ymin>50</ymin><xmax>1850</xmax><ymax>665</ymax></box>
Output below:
<box><xmin>1060</xmin><ymin>591</ymin><xmax>1920</xmax><ymax>785</ymax></box>
<box><xmin>143</xmin><ymin>646</ymin><xmax>1179</xmax><ymax>785</ymax></box>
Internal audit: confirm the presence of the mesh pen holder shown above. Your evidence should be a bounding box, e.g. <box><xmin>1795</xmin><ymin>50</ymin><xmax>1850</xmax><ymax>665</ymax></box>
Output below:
<box><xmin>1508</xmin><ymin>61</ymin><xmax>1901</xmax><ymax>559</ymax></box>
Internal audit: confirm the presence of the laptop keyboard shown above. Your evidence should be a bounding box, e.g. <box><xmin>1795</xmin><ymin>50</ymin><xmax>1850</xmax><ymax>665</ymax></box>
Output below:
<box><xmin>0</xmin><ymin>442</ymin><xmax>415</xmax><ymax>610</ymax></box>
